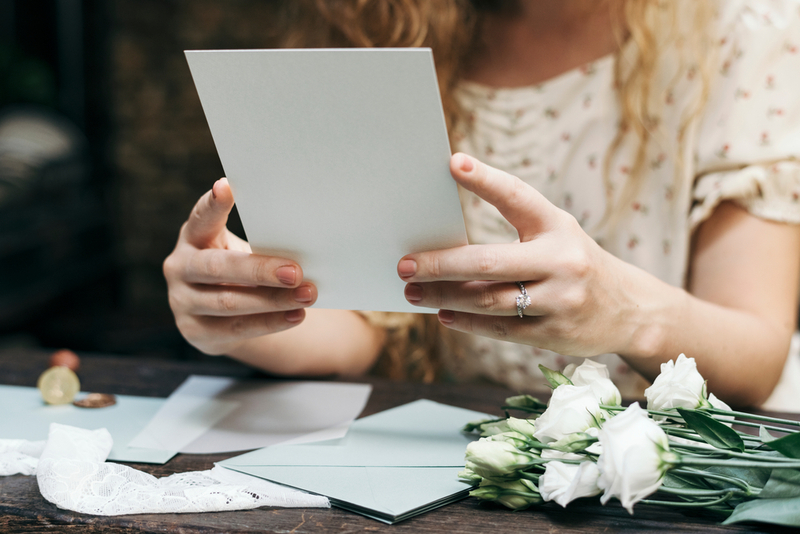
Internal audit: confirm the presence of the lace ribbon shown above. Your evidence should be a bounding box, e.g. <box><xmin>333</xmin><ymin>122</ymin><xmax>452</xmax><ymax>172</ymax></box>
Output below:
<box><xmin>1</xmin><ymin>423</ymin><xmax>329</xmax><ymax>515</ymax></box>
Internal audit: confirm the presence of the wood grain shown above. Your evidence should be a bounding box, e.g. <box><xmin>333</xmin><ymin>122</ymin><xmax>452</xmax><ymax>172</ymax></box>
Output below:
<box><xmin>1</xmin><ymin>349</ymin><xmax>795</xmax><ymax>533</ymax></box>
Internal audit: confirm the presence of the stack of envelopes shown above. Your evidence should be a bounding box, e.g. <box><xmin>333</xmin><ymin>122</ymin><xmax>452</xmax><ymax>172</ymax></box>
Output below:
<box><xmin>218</xmin><ymin>399</ymin><xmax>489</xmax><ymax>523</ymax></box>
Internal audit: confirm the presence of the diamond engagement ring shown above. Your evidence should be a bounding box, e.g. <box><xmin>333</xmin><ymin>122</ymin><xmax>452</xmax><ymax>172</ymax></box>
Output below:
<box><xmin>515</xmin><ymin>281</ymin><xmax>531</xmax><ymax>318</ymax></box>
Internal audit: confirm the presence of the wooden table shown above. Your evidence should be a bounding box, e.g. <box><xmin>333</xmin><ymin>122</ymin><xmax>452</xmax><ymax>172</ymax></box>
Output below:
<box><xmin>0</xmin><ymin>348</ymin><xmax>795</xmax><ymax>533</ymax></box>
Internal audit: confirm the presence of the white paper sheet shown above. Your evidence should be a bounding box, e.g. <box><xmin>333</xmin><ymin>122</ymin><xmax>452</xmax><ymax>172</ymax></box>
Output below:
<box><xmin>129</xmin><ymin>376</ymin><xmax>372</xmax><ymax>454</ymax></box>
<box><xmin>127</xmin><ymin>376</ymin><xmax>240</xmax><ymax>453</ymax></box>
<box><xmin>185</xmin><ymin>48</ymin><xmax>468</xmax><ymax>313</ymax></box>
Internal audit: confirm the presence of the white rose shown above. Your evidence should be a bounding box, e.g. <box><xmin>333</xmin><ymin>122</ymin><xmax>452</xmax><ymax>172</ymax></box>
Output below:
<box><xmin>644</xmin><ymin>354</ymin><xmax>707</xmax><ymax>414</ymax></box>
<box><xmin>538</xmin><ymin>460</ymin><xmax>602</xmax><ymax>507</ymax></box>
<box><xmin>547</xmin><ymin>427</ymin><xmax>603</xmax><ymax>455</ymax></box>
<box><xmin>708</xmin><ymin>392</ymin><xmax>732</xmax><ymax>412</ymax></box>
<box><xmin>597</xmin><ymin>403</ymin><xmax>671</xmax><ymax>513</ymax></box>
<box><xmin>470</xmin><ymin>478</ymin><xmax>541</xmax><ymax>510</ymax></box>
<box><xmin>485</xmin><ymin>431</ymin><xmax>530</xmax><ymax>450</ymax></box>
<box><xmin>464</xmin><ymin>439</ymin><xmax>537</xmax><ymax>479</ymax></box>
<box><xmin>564</xmin><ymin>360</ymin><xmax>622</xmax><ymax>405</ymax></box>
<box><xmin>478</xmin><ymin>420</ymin><xmax>512</xmax><ymax>436</ymax></box>
<box><xmin>707</xmin><ymin>392</ymin><xmax>735</xmax><ymax>426</ymax></box>
<box><xmin>505</xmin><ymin>417</ymin><xmax>537</xmax><ymax>438</ymax></box>
<box><xmin>534</xmin><ymin>385</ymin><xmax>606</xmax><ymax>444</ymax></box>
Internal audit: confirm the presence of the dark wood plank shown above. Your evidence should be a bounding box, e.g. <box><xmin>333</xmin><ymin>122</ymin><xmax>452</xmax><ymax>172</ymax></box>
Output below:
<box><xmin>1</xmin><ymin>349</ymin><xmax>796</xmax><ymax>533</ymax></box>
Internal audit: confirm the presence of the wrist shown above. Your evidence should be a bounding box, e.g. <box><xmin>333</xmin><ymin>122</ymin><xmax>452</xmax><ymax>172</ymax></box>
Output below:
<box><xmin>614</xmin><ymin>261</ymin><xmax>681</xmax><ymax>363</ymax></box>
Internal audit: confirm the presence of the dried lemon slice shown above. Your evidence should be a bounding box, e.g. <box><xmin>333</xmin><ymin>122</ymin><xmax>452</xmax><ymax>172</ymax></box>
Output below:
<box><xmin>37</xmin><ymin>366</ymin><xmax>81</xmax><ymax>405</ymax></box>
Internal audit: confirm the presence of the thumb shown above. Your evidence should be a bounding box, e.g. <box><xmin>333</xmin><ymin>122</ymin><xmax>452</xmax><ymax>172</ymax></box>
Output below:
<box><xmin>182</xmin><ymin>178</ymin><xmax>236</xmax><ymax>247</ymax></box>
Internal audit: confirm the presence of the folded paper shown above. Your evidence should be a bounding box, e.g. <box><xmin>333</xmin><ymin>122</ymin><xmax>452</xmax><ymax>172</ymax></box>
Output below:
<box><xmin>219</xmin><ymin>399</ymin><xmax>489</xmax><ymax>523</ymax></box>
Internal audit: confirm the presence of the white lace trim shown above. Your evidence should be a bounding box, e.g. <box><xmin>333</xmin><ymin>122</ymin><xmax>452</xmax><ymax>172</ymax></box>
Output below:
<box><xmin>2</xmin><ymin>423</ymin><xmax>329</xmax><ymax>515</ymax></box>
<box><xmin>0</xmin><ymin>438</ymin><xmax>45</xmax><ymax>476</ymax></box>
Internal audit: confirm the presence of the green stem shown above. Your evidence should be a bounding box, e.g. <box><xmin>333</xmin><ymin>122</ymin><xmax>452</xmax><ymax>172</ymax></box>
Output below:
<box><xmin>671</xmin><ymin>467</ymin><xmax>758</xmax><ymax>495</ymax></box>
<box><xmin>525</xmin><ymin>457</ymin><xmax>584</xmax><ymax>466</ymax></box>
<box><xmin>671</xmin><ymin>442</ymin><xmax>797</xmax><ymax>462</ymax></box>
<box><xmin>602</xmin><ymin>405</ymin><xmax>800</xmax><ymax>435</ymax></box>
<box><xmin>707</xmin><ymin>408</ymin><xmax>800</xmax><ymax>429</ymax></box>
<box><xmin>497</xmin><ymin>489</ymin><xmax>541</xmax><ymax>499</ymax></box>
<box><xmin>501</xmin><ymin>405</ymin><xmax>545</xmax><ymax>414</ymax></box>
<box><xmin>657</xmin><ymin>486</ymin><xmax>743</xmax><ymax>498</ymax></box>
<box><xmin>518</xmin><ymin>471</ymin><xmax>541</xmax><ymax>482</ymax></box>
<box><xmin>663</xmin><ymin>428</ymin><xmax>713</xmax><ymax>443</ymax></box>
<box><xmin>669</xmin><ymin>457</ymin><xmax>800</xmax><ymax>469</ymax></box>
<box><xmin>662</xmin><ymin>425</ymin><xmax>762</xmax><ymax>444</ymax></box>
<box><xmin>716</xmin><ymin>418</ymin><xmax>800</xmax><ymax>435</ymax></box>
<box><xmin>641</xmin><ymin>491</ymin><xmax>734</xmax><ymax>508</ymax></box>
<box><xmin>524</xmin><ymin>439</ymin><xmax>549</xmax><ymax>450</ymax></box>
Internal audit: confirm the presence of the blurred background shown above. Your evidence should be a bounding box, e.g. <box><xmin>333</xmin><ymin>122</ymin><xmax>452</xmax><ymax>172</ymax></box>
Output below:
<box><xmin>0</xmin><ymin>0</ymin><xmax>282</xmax><ymax>359</ymax></box>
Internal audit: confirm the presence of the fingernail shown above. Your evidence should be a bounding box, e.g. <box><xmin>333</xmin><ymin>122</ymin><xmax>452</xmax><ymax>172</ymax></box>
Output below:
<box><xmin>405</xmin><ymin>284</ymin><xmax>423</xmax><ymax>302</ymax></box>
<box><xmin>276</xmin><ymin>266</ymin><xmax>297</xmax><ymax>286</ymax></box>
<box><xmin>438</xmin><ymin>310</ymin><xmax>455</xmax><ymax>324</ymax></box>
<box><xmin>398</xmin><ymin>259</ymin><xmax>417</xmax><ymax>278</ymax></box>
<box><xmin>293</xmin><ymin>285</ymin><xmax>314</xmax><ymax>303</ymax></box>
<box><xmin>459</xmin><ymin>154</ymin><xmax>474</xmax><ymax>173</ymax></box>
<box><xmin>285</xmin><ymin>309</ymin><xmax>304</xmax><ymax>323</ymax></box>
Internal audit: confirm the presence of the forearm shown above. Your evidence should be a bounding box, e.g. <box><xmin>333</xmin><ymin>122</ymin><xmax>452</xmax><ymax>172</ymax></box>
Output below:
<box><xmin>226</xmin><ymin>309</ymin><xmax>386</xmax><ymax>376</ymax></box>
<box><xmin>613</xmin><ymin>201</ymin><xmax>800</xmax><ymax>407</ymax></box>
<box><xmin>617</xmin><ymin>260</ymin><xmax>794</xmax><ymax>408</ymax></box>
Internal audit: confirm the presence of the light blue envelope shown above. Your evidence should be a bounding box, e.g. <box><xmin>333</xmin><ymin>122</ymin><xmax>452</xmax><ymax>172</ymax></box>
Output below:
<box><xmin>0</xmin><ymin>385</ymin><xmax>175</xmax><ymax>464</ymax></box>
<box><xmin>219</xmin><ymin>399</ymin><xmax>489</xmax><ymax>523</ymax></box>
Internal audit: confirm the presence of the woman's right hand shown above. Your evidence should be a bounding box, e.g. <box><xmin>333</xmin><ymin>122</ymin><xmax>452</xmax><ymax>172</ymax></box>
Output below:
<box><xmin>163</xmin><ymin>178</ymin><xmax>317</xmax><ymax>356</ymax></box>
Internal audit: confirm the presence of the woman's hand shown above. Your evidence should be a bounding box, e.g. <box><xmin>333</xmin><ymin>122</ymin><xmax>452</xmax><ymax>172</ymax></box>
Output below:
<box><xmin>398</xmin><ymin>152</ymin><xmax>800</xmax><ymax>406</ymax></box>
<box><xmin>163</xmin><ymin>178</ymin><xmax>317</xmax><ymax>356</ymax></box>
<box><xmin>398</xmin><ymin>153</ymin><xmax>648</xmax><ymax>358</ymax></box>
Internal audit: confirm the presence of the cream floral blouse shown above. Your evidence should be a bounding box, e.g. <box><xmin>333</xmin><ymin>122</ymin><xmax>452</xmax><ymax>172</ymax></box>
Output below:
<box><xmin>444</xmin><ymin>0</ymin><xmax>800</xmax><ymax>410</ymax></box>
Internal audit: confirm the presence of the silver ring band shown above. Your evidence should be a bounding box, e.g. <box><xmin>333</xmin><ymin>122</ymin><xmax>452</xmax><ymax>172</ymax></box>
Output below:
<box><xmin>515</xmin><ymin>281</ymin><xmax>530</xmax><ymax>318</ymax></box>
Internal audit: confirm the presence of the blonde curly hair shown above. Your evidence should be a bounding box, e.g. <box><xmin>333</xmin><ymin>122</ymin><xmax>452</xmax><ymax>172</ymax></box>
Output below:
<box><xmin>272</xmin><ymin>0</ymin><xmax>715</xmax><ymax>382</ymax></box>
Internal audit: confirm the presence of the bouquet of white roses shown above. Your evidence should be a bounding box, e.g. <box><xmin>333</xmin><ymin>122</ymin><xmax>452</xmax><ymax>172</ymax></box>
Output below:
<box><xmin>460</xmin><ymin>355</ymin><xmax>800</xmax><ymax>528</ymax></box>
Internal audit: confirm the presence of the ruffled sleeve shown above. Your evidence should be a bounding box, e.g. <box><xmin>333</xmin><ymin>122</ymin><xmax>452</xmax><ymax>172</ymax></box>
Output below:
<box><xmin>689</xmin><ymin>0</ymin><xmax>800</xmax><ymax>231</ymax></box>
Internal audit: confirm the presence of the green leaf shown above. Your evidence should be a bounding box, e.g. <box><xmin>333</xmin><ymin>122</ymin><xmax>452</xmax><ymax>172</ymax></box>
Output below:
<box><xmin>662</xmin><ymin>472</ymin><xmax>712</xmax><ymax>491</ymax></box>
<box><xmin>463</xmin><ymin>418</ymin><xmax>504</xmax><ymax>433</ymax></box>
<box><xmin>766</xmin><ymin>432</ymin><xmax>800</xmax><ymax>459</ymax></box>
<box><xmin>722</xmin><ymin>496</ymin><xmax>800</xmax><ymax>527</ymax></box>
<box><xmin>502</xmin><ymin>394</ymin><xmax>547</xmax><ymax>411</ymax></box>
<box><xmin>677</xmin><ymin>408</ymin><xmax>745</xmax><ymax>452</ymax></box>
<box><xmin>707</xmin><ymin>465</ymin><xmax>771</xmax><ymax>490</ymax></box>
<box><xmin>760</xmin><ymin>469</ymin><xmax>800</xmax><ymax>499</ymax></box>
<box><xmin>538</xmin><ymin>365</ymin><xmax>573</xmax><ymax>389</ymax></box>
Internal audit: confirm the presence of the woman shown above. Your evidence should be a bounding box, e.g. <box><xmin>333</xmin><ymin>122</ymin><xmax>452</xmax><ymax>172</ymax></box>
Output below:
<box><xmin>163</xmin><ymin>0</ymin><xmax>800</xmax><ymax>409</ymax></box>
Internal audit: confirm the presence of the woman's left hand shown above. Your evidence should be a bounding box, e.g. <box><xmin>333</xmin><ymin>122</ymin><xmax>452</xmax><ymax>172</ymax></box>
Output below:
<box><xmin>398</xmin><ymin>152</ymin><xmax>648</xmax><ymax>358</ymax></box>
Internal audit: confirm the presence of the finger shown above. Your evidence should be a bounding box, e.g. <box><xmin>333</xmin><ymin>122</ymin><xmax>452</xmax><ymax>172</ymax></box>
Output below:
<box><xmin>398</xmin><ymin>243</ymin><xmax>542</xmax><ymax>283</ymax></box>
<box><xmin>437</xmin><ymin>309</ymin><xmax>540</xmax><ymax>344</ymax></box>
<box><xmin>182</xmin><ymin>178</ymin><xmax>236</xmax><ymax>247</ymax></box>
<box><xmin>404</xmin><ymin>280</ymin><xmax>543</xmax><ymax>317</ymax></box>
<box><xmin>450</xmin><ymin>153</ymin><xmax>556</xmax><ymax>238</ymax></box>
<box><xmin>184</xmin><ymin>248</ymin><xmax>303</xmax><ymax>287</ymax></box>
<box><xmin>188</xmin><ymin>310</ymin><xmax>306</xmax><ymax>352</ymax></box>
<box><xmin>187</xmin><ymin>283</ymin><xmax>316</xmax><ymax>316</ymax></box>
<box><xmin>226</xmin><ymin>230</ymin><xmax>253</xmax><ymax>253</ymax></box>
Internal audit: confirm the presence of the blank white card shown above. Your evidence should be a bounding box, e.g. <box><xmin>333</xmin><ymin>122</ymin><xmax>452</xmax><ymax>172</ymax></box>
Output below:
<box><xmin>185</xmin><ymin>48</ymin><xmax>468</xmax><ymax>313</ymax></box>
